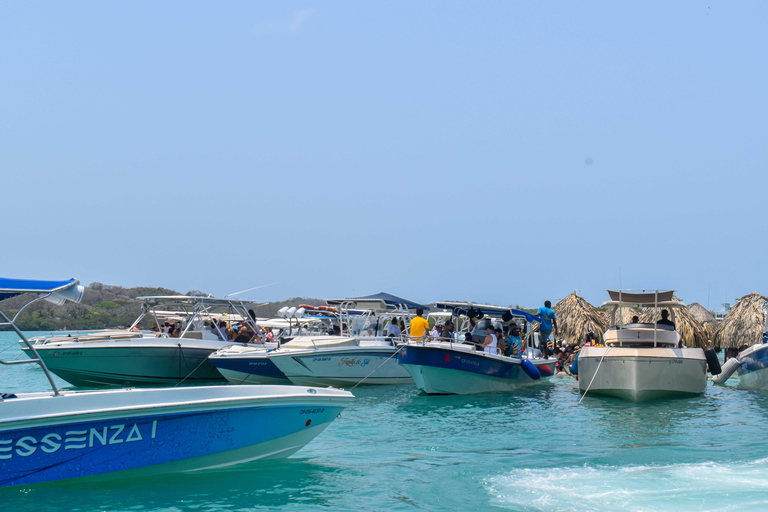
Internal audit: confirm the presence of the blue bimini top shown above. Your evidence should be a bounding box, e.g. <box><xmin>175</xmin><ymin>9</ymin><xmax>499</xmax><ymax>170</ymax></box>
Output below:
<box><xmin>0</xmin><ymin>278</ymin><xmax>79</xmax><ymax>302</ymax></box>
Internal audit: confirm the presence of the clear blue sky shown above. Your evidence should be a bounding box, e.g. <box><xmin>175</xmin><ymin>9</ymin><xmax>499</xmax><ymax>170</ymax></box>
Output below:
<box><xmin>2</xmin><ymin>2</ymin><xmax>766</xmax><ymax>310</ymax></box>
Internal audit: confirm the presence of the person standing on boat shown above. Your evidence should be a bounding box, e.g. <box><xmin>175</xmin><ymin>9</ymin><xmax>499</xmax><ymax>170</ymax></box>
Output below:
<box><xmin>537</xmin><ymin>300</ymin><xmax>558</xmax><ymax>359</ymax></box>
<box><xmin>409</xmin><ymin>308</ymin><xmax>430</xmax><ymax>342</ymax></box>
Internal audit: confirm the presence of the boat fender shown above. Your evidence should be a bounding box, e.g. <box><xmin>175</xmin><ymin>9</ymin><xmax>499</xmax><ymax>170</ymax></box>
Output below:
<box><xmin>521</xmin><ymin>359</ymin><xmax>541</xmax><ymax>380</ymax></box>
<box><xmin>712</xmin><ymin>357</ymin><xmax>739</xmax><ymax>385</ymax></box>
<box><xmin>570</xmin><ymin>352</ymin><xmax>579</xmax><ymax>375</ymax></box>
<box><xmin>705</xmin><ymin>348</ymin><xmax>722</xmax><ymax>375</ymax></box>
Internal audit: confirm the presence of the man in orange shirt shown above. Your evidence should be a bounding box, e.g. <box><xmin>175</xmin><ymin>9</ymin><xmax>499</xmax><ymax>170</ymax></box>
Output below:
<box><xmin>409</xmin><ymin>308</ymin><xmax>430</xmax><ymax>341</ymax></box>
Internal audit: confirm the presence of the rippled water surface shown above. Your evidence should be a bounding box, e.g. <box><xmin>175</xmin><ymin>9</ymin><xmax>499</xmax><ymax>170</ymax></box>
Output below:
<box><xmin>2</xmin><ymin>331</ymin><xmax>767</xmax><ymax>511</ymax></box>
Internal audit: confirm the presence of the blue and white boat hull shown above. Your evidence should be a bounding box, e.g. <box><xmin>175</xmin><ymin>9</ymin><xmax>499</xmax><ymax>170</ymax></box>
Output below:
<box><xmin>0</xmin><ymin>385</ymin><xmax>353</xmax><ymax>488</ymax></box>
<box><xmin>209</xmin><ymin>346</ymin><xmax>290</xmax><ymax>385</ymax></box>
<box><xmin>268</xmin><ymin>343</ymin><xmax>412</xmax><ymax>387</ymax></box>
<box><xmin>737</xmin><ymin>344</ymin><xmax>768</xmax><ymax>390</ymax></box>
<box><xmin>398</xmin><ymin>343</ymin><xmax>555</xmax><ymax>395</ymax></box>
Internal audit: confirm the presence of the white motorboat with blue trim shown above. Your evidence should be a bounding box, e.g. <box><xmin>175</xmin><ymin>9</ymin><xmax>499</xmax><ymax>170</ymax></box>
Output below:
<box><xmin>0</xmin><ymin>277</ymin><xmax>353</xmax><ymax>488</ymax></box>
<box><xmin>575</xmin><ymin>290</ymin><xmax>719</xmax><ymax>402</ymax></box>
<box><xmin>220</xmin><ymin>293</ymin><xmax>425</xmax><ymax>387</ymax></box>
<box><xmin>398</xmin><ymin>302</ymin><xmax>556</xmax><ymax>395</ymax></box>
<box><xmin>209</xmin><ymin>312</ymin><xmax>338</xmax><ymax>385</ymax></box>
<box><xmin>713</xmin><ymin>302</ymin><xmax>768</xmax><ymax>389</ymax></box>
<box><xmin>21</xmin><ymin>295</ymin><xmax>267</xmax><ymax>387</ymax></box>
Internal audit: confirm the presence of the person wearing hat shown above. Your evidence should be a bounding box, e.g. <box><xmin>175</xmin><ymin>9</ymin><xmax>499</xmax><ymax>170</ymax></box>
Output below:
<box><xmin>505</xmin><ymin>325</ymin><xmax>522</xmax><ymax>357</ymax></box>
<box><xmin>430</xmin><ymin>323</ymin><xmax>443</xmax><ymax>341</ymax></box>
<box><xmin>537</xmin><ymin>300</ymin><xmax>558</xmax><ymax>359</ymax></box>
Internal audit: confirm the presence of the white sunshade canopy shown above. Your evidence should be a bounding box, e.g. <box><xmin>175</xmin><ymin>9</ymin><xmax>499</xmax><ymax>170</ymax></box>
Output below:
<box><xmin>603</xmin><ymin>290</ymin><xmax>685</xmax><ymax>308</ymax></box>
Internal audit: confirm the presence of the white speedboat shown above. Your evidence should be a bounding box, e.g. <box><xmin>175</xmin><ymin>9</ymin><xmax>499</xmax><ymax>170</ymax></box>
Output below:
<box><xmin>239</xmin><ymin>293</ymin><xmax>428</xmax><ymax>387</ymax></box>
<box><xmin>267</xmin><ymin>336</ymin><xmax>412</xmax><ymax>387</ymax></box>
<box><xmin>21</xmin><ymin>295</ymin><xmax>268</xmax><ymax>387</ymax></box>
<box><xmin>398</xmin><ymin>302</ymin><xmax>555</xmax><ymax>395</ymax></box>
<box><xmin>0</xmin><ymin>277</ymin><xmax>354</xmax><ymax>488</ymax></box>
<box><xmin>576</xmin><ymin>290</ymin><xmax>716</xmax><ymax>401</ymax></box>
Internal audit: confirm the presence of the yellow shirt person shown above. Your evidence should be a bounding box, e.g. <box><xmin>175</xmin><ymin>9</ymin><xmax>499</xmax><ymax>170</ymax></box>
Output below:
<box><xmin>409</xmin><ymin>309</ymin><xmax>430</xmax><ymax>340</ymax></box>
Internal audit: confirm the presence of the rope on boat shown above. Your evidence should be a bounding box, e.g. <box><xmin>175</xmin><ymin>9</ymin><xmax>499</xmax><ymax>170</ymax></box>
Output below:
<box><xmin>348</xmin><ymin>342</ymin><xmax>407</xmax><ymax>392</ymax></box>
<box><xmin>0</xmin><ymin>351</ymin><xmax>23</xmax><ymax>374</ymax></box>
<box><xmin>174</xmin><ymin>347</ymin><xmax>212</xmax><ymax>387</ymax></box>
<box><xmin>578</xmin><ymin>347</ymin><xmax>612</xmax><ymax>403</ymax></box>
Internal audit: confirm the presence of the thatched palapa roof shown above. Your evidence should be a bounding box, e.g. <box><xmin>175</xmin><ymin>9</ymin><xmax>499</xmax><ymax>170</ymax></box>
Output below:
<box><xmin>687</xmin><ymin>303</ymin><xmax>717</xmax><ymax>325</ymax></box>
<box><xmin>553</xmin><ymin>293</ymin><xmax>607</xmax><ymax>346</ymax></box>
<box><xmin>687</xmin><ymin>303</ymin><xmax>717</xmax><ymax>344</ymax></box>
<box><xmin>639</xmin><ymin>296</ymin><xmax>709</xmax><ymax>348</ymax></box>
<box><xmin>714</xmin><ymin>292</ymin><xmax>768</xmax><ymax>349</ymax></box>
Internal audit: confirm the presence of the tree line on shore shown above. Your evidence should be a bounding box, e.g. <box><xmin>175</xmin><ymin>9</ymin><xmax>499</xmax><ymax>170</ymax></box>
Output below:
<box><xmin>0</xmin><ymin>282</ymin><xmax>323</xmax><ymax>332</ymax></box>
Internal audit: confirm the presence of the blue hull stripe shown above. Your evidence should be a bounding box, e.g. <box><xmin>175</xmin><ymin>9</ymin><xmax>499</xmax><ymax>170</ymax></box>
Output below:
<box><xmin>0</xmin><ymin>404</ymin><xmax>340</xmax><ymax>488</ymax></box>
<box><xmin>738</xmin><ymin>345</ymin><xmax>768</xmax><ymax>375</ymax></box>
<box><xmin>209</xmin><ymin>358</ymin><xmax>286</xmax><ymax>380</ymax></box>
<box><xmin>398</xmin><ymin>345</ymin><xmax>555</xmax><ymax>380</ymax></box>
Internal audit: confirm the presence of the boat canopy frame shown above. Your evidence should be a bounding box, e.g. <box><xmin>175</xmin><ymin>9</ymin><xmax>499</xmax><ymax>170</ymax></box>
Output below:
<box><xmin>602</xmin><ymin>289</ymin><xmax>685</xmax><ymax>347</ymax></box>
<box><xmin>0</xmin><ymin>277</ymin><xmax>85</xmax><ymax>396</ymax></box>
<box><xmin>131</xmin><ymin>296</ymin><xmax>264</xmax><ymax>341</ymax></box>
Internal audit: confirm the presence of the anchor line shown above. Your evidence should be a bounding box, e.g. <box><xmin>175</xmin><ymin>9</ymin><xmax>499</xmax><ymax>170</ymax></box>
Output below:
<box><xmin>0</xmin><ymin>351</ymin><xmax>23</xmax><ymax>374</ymax></box>
<box><xmin>578</xmin><ymin>347</ymin><xmax>612</xmax><ymax>403</ymax></box>
<box><xmin>349</xmin><ymin>342</ymin><xmax>407</xmax><ymax>391</ymax></box>
<box><xmin>175</xmin><ymin>345</ymin><xmax>213</xmax><ymax>387</ymax></box>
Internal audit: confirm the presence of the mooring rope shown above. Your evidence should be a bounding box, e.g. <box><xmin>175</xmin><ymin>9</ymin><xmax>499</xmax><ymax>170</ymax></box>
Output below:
<box><xmin>348</xmin><ymin>342</ymin><xmax>407</xmax><ymax>392</ymax></box>
<box><xmin>175</xmin><ymin>346</ymin><xmax>213</xmax><ymax>387</ymax></box>
<box><xmin>0</xmin><ymin>351</ymin><xmax>23</xmax><ymax>374</ymax></box>
<box><xmin>578</xmin><ymin>346</ymin><xmax>612</xmax><ymax>403</ymax></box>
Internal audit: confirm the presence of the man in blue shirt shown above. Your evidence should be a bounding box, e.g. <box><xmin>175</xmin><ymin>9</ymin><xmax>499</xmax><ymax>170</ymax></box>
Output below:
<box><xmin>537</xmin><ymin>300</ymin><xmax>558</xmax><ymax>359</ymax></box>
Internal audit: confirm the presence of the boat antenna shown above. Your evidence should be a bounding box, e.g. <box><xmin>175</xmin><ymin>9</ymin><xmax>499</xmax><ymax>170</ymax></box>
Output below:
<box><xmin>224</xmin><ymin>283</ymin><xmax>276</xmax><ymax>299</ymax></box>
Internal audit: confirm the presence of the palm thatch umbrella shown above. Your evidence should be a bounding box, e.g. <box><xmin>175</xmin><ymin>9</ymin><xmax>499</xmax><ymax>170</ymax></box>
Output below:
<box><xmin>714</xmin><ymin>292</ymin><xmax>768</xmax><ymax>349</ymax></box>
<box><xmin>687</xmin><ymin>302</ymin><xmax>717</xmax><ymax>344</ymax></box>
<box><xmin>553</xmin><ymin>293</ymin><xmax>607</xmax><ymax>346</ymax></box>
<box><xmin>639</xmin><ymin>296</ymin><xmax>709</xmax><ymax>348</ymax></box>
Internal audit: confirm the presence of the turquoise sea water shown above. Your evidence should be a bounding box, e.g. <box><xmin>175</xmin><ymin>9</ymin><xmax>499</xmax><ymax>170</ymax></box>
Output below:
<box><xmin>1</xmin><ymin>331</ymin><xmax>767</xmax><ymax>511</ymax></box>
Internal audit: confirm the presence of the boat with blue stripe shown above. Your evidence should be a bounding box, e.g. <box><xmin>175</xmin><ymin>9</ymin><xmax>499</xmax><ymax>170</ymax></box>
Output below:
<box><xmin>398</xmin><ymin>302</ymin><xmax>555</xmax><ymax>395</ymax></box>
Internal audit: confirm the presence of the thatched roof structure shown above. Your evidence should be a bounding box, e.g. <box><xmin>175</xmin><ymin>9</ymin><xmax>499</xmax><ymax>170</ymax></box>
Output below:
<box><xmin>688</xmin><ymin>303</ymin><xmax>717</xmax><ymax>325</ymax></box>
<box><xmin>553</xmin><ymin>293</ymin><xmax>607</xmax><ymax>346</ymax></box>
<box><xmin>714</xmin><ymin>292</ymin><xmax>768</xmax><ymax>349</ymax></box>
<box><xmin>639</xmin><ymin>297</ymin><xmax>709</xmax><ymax>348</ymax></box>
<box><xmin>687</xmin><ymin>303</ymin><xmax>717</xmax><ymax>344</ymax></box>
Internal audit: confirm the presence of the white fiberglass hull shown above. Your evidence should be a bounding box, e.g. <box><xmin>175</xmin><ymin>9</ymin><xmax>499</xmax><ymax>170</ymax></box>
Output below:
<box><xmin>268</xmin><ymin>345</ymin><xmax>412</xmax><ymax>387</ymax></box>
<box><xmin>578</xmin><ymin>346</ymin><xmax>707</xmax><ymax>401</ymax></box>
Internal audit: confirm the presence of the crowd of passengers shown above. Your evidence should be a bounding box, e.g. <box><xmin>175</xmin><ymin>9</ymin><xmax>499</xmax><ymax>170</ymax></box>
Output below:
<box><xmin>150</xmin><ymin>320</ymin><xmax>276</xmax><ymax>343</ymax></box>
